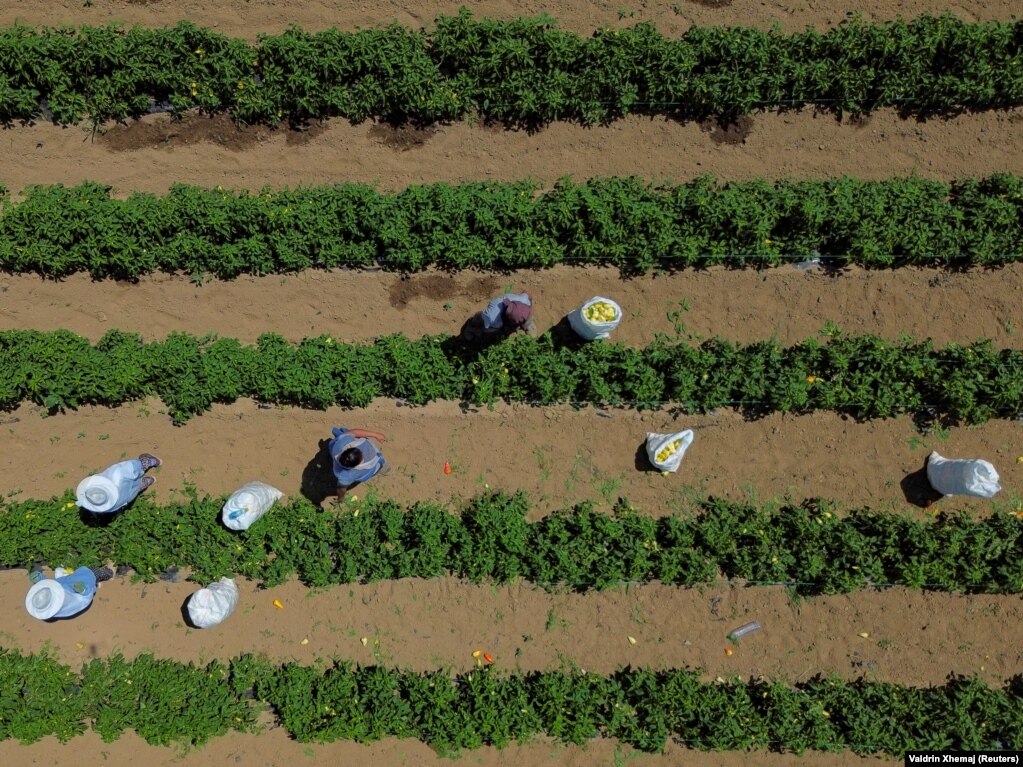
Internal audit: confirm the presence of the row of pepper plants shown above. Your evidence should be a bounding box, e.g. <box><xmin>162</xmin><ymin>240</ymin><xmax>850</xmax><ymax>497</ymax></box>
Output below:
<box><xmin>2</xmin><ymin>175</ymin><xmax>1022</xmax><ymax>277</ymax></box>
<box><xmin>0</xmin><ymin>328</ymin><xmax>1019</xmax><ymax>424</ymax></box>
<box><xmin>3</xmin><ymin>489</ymin><xmax>1022</xmax><ymax>595</ymax></box>
<box><xmin>2</xmin><ymin>649</ymin><xmax>1020</xmax><ymax>754</ymax></box>
<box><xmin>0</xmin><ymin>12</ymin><xmax>1021</xmax><ymax>126</ymax></box>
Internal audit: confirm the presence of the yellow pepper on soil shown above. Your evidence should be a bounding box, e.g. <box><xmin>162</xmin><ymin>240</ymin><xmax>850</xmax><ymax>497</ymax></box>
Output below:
<box><xmin>583</xmin><ymin>301</ymin><xmax>617</xmax><ymax>322</ymax></box>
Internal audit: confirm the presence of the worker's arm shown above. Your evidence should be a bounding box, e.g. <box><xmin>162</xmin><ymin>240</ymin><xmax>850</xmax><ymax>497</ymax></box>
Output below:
<box><xmin>480</xmin><ymin>296</ymin><xmax>506</xmax><ymax>330</ymax></box>
<box><xmin>346</xmin><ymin>428</ymin><xmax>386</xmax><ymax>442</ymax></box>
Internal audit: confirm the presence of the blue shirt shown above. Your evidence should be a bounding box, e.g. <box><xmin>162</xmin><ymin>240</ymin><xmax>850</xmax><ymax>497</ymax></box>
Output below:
<box><xmin>481</xmin><ymin>293</ymin><xmax>531</xmax><ymax>331</ymax></box>
<box><xmin>329</xmin><ymin>427</ymin><xmax>385</xmax><ymax>486</ymax></box>
<box><xmin>45</xmin><ymin>567</ymin><xmax>97</xmax><ymax>619</ymax></box>
<box><xmin>88</xmin><ymin>459</ymin><xmax>144</xmax><ymax>513</ymax></box>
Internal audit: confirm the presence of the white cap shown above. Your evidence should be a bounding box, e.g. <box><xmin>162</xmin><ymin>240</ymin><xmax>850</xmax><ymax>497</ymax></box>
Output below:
<box><xmin>25</xmin><ymin>580</ymin><xmax>65</xmax><ymax>620</ymax></box>
<box><xmin>76</xmin><ymin>475</ymin><xmax>120</xmax><ymax>513</ymax></box>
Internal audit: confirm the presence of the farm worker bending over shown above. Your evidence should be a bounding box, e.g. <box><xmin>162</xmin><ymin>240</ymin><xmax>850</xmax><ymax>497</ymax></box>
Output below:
<box><xmin>329</xmin><ymin>427</ymin><xmax>387</xmax><ymax>501</ymax></box>
<box><xmin>76</xmin><ymin>453</ymin><xmax>161</xmax><ymax>514</ymax></box>
<box><xmin>25</xmin><ymin>565</ymin><xmax>113</xmax><ymax>621</ymax></box>
<box><xmin>482</xmin><ymin>291</ymin><xmax>534</xmax><ymax>335</ymax></box>
<box><xmin>464</xmin><ymin>291</ymin><xmax>535</xmax><ymax>342</ymax></box>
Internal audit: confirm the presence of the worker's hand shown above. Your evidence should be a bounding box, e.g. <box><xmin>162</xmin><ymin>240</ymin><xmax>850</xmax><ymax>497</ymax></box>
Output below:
<box><xmin>349</xmin><ymin>428</ymin><xmax>386</xmax><ymax>442</ymax></box>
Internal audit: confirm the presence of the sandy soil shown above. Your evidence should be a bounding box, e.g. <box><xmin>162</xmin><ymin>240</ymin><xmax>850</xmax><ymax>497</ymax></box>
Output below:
<box><xmin>0</xmin><ymin>730</ymin><xmax>905</xmax><ymax>767</ymax></box>
<box><xmin>2</xmin><ymin>572</ymin><xmax>1017</xmax><ymax>688</ymax></box>
<box><xmin>0</xmin><ymin>400</ymin><xmax>1018</xmax><ymax>517</ymax></box>
<box><xmin>1</xmin><ymin>0</ymin><xmax>1017</xmax><ymax>38</ymax></box>
<box><xmin>2</xmin><ymin>110</ymin><xmax>1021</xmax><ymax>195</ymax></box>
<box><xmin>2</xmin><ymin>264</ymin><xmax>1022</xmax><ymax>348</ymax></box>
<box><xmin>2</xmin><ymin>1</ymin><xmax>1022</xmax><ymax>765</ymax></box>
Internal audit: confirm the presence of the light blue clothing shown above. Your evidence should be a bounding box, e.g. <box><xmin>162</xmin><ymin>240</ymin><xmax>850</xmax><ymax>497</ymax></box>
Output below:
<box><xmin>481</xmin><ymin>292</ymin><xmax>531</xmax><ymax>331</ymax></box>
<box><xmin>82</xmin><ymin>459</ymin><xmax>145</xmax><ymax>514</ymax></box>
<box><xmin>329</xmin><ymin>427</ymin><xmax>385</xmax><ymax>486</ymax></box>
<box><xmin>50</xmin><ymin>567</ymin><xmax>97</xmax><ymax>619</ymax></box>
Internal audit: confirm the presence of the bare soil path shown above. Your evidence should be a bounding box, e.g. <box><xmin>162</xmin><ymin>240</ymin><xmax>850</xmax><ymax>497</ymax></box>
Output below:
<box><xmin>1</xmin><ymin>572</ymin><xmax>1016</xmax><ymax>689</ymax></box>
<box><xmin>2</xmin><ymin>0</ymin><xmax>1017</xmax><ymax>39</ymax></box>
<box><xmin>0</xmin><ymin>730</ymin><xmax>903</xmax><ymax>767</ymax></box>
<box><xmin>3</xmin><ymin>110</ymin><xmax>1022</xmax><ymax>196</ymax></box>
<box><xmin>0</xmin><ymin>400</ymin><xmax>1017</xmax><ymax>516</ymax></box>
<box><xmin>3</xmin><ymin>264</ymin><xmax>1021</xmax><ymax>348</ymax></box>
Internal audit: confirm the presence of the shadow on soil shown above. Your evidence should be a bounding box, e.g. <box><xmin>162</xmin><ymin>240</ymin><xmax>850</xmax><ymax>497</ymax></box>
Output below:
<box><xmin>900</xmin><ymin>457</ymin><xmax>943</xmax><ymax>508</ymax></box>
<box><xmin>300</xmin><ymin>438</ymin><xmax>337</xmax><ymax>505</ymax></box>
<box><xmin>633</xmin><ymin>442</ymin><xmax>659</xmax><ymax>473</ymax></box>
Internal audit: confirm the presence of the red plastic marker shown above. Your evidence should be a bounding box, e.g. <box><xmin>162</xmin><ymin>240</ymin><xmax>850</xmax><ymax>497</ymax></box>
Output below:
<box><xmin>444</xmin><ymin>462</ymin><xmax>452</xmax><ymax>475</ymax></box>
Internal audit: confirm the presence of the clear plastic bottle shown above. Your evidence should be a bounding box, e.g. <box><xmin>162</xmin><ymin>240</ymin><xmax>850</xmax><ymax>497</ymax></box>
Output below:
<box><xmin>793</xmin><ymin>257</ymin><xmax>821</xmax><ymax>271</ymax></box>
<box><xmin>728</xmin><ymin>622</ymin><xmax>762</xmax><ymax>640</ymax></box>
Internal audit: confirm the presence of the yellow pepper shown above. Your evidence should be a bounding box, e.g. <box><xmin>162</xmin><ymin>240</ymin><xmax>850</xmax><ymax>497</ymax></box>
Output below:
<box><xmin>656</xmin><ymin>439</ymin><xmax>682</xmax><ymax>463</ymax></box>
<box><xmin>583</xmin><ymin>301</ymin><xmax>617</xmax><ymax>322</ymax></box>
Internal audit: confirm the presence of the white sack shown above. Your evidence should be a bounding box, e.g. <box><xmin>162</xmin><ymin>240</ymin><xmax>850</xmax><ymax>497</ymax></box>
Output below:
<box><xmin>645</xmin><ymin>430</ymin><xmax>695</xmax><ymax>473</ymax></box>
<box><xmin>926</xmin><ymin>451</ymin><xmax>1001</xmax><ymax>498</ymax></box>
<box><xmin>222</xmin><ymin>481</ymin><xmax>283</xmax><ymax>531</ymax></box>
<box><xmin>568</xmin><ymin>296</ymin><xmax>623</xmax><ymax>340</ymax></box>
<box><xmin>187</xmin><ymin>578</ymin><xmax>239</xmax><ymax>628</ymax></box>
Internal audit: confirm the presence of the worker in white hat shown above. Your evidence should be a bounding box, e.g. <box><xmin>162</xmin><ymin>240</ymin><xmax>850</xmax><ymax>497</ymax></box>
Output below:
<box><xmin>24</xmin><ymin>565</ymin><xmax>113</xmax><ymax>621</ymax></box>
<box><xmin>76</xmin><ymin>453</ymin><xmax>161</xmax><ymax>514</ymax></box>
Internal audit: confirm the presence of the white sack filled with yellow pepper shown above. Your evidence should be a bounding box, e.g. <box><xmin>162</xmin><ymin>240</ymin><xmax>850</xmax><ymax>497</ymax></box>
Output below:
<box><xmin>568</xmin><ymin>296</ymin><xmax>622</xmax><ymax>340</ymax></box>
<box><xmin>645</xmin><ymin>430</ymin><xmax>695</xmax><ymax>473</ymax></box>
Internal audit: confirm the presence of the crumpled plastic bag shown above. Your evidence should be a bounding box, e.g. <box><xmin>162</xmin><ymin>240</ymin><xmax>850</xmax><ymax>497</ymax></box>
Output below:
<box><xmin>926</xmin><ymin>451</ymin><xmax>1001</xmax><ymax>498</ymax></box>
<box><xmin>222</xmin><ymin>481</ymin><xmax>283</xmax><ymax>531</ymax></box>
<box><xmin>187</xmin><ymin>578</ymin><xmax>239</xmax><ymax>628</ymax></box>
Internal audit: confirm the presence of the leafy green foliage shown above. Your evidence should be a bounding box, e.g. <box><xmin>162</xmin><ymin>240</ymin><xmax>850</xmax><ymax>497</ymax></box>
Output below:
<box><xmin>81</xmin><ymin>654</ymin><xmax>251</xmax><ymax>746</ymax></box>
<box><xmin>3</xmin><ymin>490</ymin><xmax>1023</xmax><ymax>595</ymax></box>
<box><xmin>0</xmin><ymin>650</ymin><xmax>88</xmax><ymax>743</ymax></box>
<box><xmin>1</xmin><ymin>650</ymin><xmax>1021</xmax><ymax>754</ymax></box>
<box><xmin>0</xmin><ymin>328</ymin><xmax>1020</xmax><ymax>424</ymax></box>
<box><xmin>2</xmin><ymin>176</ymin><xmax>1023</xmax><ymax>278</ymax></box>
<box><xmin>1</xmin><ymin>13</ymin><xmax>1023</xmax><ymax>126</ymax></box>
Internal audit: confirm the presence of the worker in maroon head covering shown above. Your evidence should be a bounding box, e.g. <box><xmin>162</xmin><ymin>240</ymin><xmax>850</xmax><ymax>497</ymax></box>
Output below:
<box><xmin>464</xmin><ymin>290</ymin><xmax>534</xmax><ymax>341</ymax></box>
